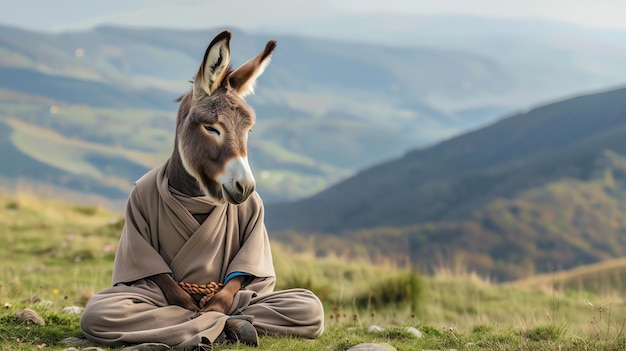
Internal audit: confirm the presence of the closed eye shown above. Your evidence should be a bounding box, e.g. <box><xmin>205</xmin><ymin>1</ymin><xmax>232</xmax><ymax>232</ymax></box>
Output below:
<box><xmin>203</xmin><ymin>125</ymin><xmax>220</xmax><ymax>136</ymax></box>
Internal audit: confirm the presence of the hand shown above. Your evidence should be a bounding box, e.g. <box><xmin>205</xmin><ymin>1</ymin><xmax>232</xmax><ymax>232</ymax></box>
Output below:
<box><xmin>200</xmin><ymin>276</ymin><xmax>244</xmax><ymax>314</ymax></box>
<box><xmin>200</xmin><ymin>289</ymin><xmax>235</xmax><ymax>314</ymax></box>
<box><xmin>167</xmin><ymin>288</ymin><xmax>201</xmax><ymax>312</ymax></box>
<box><xmin>149</xmin><ymin>273</ymin><xmax>199</xmax><ymax>312</ymax></box>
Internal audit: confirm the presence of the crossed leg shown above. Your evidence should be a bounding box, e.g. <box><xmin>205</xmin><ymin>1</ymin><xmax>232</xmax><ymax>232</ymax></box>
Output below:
<box><xmin>80</xmin><ymin>279</ymin><xmax>324</xmax><ymax>349</ymax></box>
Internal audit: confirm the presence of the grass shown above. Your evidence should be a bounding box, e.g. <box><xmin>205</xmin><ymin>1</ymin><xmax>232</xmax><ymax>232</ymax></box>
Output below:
<box><xmin>511</xmin><ymin>257</ymin><xmax>626</xmax><ymax>294</ymax></box>
<box><xmin>2</xmin><ymin>192</ymin><xmax>626</xmax><ymax>350</ymax></box>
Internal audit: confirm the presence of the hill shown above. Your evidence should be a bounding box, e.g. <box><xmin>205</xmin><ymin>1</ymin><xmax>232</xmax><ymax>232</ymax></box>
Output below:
<box><xmin>267</xmin><ymin>86</ymin><xmax>626</xmax><ymax>280</ymax></box>
<box><xmin>0</xmin><ymin>67</ymin><xmax>175</xmax><ymax>109</ymax></box>
<box><xmin>511</xmin><ymin>257</ymin><xmax>626</xmax><ymax>294</ymax></box>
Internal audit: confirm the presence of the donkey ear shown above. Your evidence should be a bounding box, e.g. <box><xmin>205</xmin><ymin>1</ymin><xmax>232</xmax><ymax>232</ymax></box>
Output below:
<box><xmin>228</xmin><ymin>40</ymin><xmax>276</xmax><ymax>98</ymax></box>
<box><xmin>193</xmin><ymin>30</ymin><xmax>232</xmax><ymax>98</ymax></box>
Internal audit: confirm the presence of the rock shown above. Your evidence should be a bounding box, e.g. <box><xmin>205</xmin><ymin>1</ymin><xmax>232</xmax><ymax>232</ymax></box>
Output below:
<box><xmin>347</xmin><ymin>343</ymin><xmax>396</xmax><ymax>351</ymax></box>
<box><xmin>81</xmin><ymin>348</ymin><xmax>107</xmax><ymax>351</ymax></box>
<box><xmin>35</xmin><ymin>299</ymin><xmax>53</xmax><ymax>307</ymax></box>
<box><xmin>61</xmin><ymin>337</ymin><xmax>89</xmax><ymax>346</ymax></box>
<box><xmin>367</xmin><ymin>325</ymin><xmax>384</xmax><ymax>333</ymax></box>
<box><xmin>405</xmin><ymin>326</ymin><xmax>422</xmax><ymax>338</ymax></box>
<box><xmin>61</xmin><ymin>348</ymin><xmax>79</xmax><ymax>351</ymax></box>
<box><xmin>15</xmin><ymin>308</ymin><xmax>45</xmax><ymax>325</ymax></box>
<box><xmin>121</xmin><ymin>343</ymin><xmax>172</xmax><ymax>350</ymax></box>
<box><xmin>62</xmin><ymin>306</ymin><xmax>84</xmax><ymax>314</ymax></box>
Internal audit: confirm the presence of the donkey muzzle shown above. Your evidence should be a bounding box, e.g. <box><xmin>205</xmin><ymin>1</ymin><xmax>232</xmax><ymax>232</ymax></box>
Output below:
<box><xmin>222</xmin><ymin>180</ymin><xmax>255</xmax><ymax>204</ymax></box>
<box><xmin>219</xmin><ymin>156</ymin><xmax>256</xmax><ymax>204</ymax></box>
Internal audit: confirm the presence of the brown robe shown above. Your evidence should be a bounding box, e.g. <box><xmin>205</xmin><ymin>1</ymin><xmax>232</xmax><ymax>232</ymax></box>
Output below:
<box><xmin>80</xmin><ymin>161</ymin><xmax>324</xmax><ymax>349</ymax></box>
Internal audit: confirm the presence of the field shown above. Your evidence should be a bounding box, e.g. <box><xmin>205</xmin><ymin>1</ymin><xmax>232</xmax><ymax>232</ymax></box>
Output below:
<box><xmin>2</xmin><ymin>192</ymin><xmax>626</xmax><ymax>350</ymax></box>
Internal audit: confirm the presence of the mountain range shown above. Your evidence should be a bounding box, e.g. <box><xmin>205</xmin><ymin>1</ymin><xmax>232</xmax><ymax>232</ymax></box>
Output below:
<box><xmin>2</xmin><ymin>19</ymin><xmax>626</xmax><ymax>205</ymax></box>
<box><xmin>262</xmin><ymin>14</ymin><xmax>626</xmax><ymax>109</ymax></box>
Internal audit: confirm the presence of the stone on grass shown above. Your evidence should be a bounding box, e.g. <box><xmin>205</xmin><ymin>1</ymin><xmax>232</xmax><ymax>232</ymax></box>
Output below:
<box><xmin>35</xmin><ymin>299</ymin><xmax>53</xmax><ymax>307</ymax></box>
<box><xmin>347</xmin><ymin>343</ymin><xmax>396</xmax><ymax>351</ymax></box>
<box><xmin>62</xmin><ymin>306</ymin><xmax>84</xmax><ymax>314</ymax></box>
<box><xmin>15</xmin><ymin>308</ymin><xmax>45</xmax><ymax>325</ymax></box>
<box><xmin>61</xmin><ymin>336</ymin><xmax>90</xmax><ymax>346</ymax></box>
<box><xmin>81</xmin><ymin>347</ymin><xmax>107</xmax><ymax>351</ymax></box>
<box><xmin>61</xmin><ymin>348</ymin><xmax>79</xmax><ymax>351</ymax></box>
<box><xmin>367</xmin><ymin>325</ymin><xmax>384</xmax><ymax>333</ymax></box>
<box><xmin>121</xmin><ymin>343</ymin><xmax>172</xmax><ymax>350</ymax></box>
<box><xmin>405</xmin><ymin>326</ymin><xmax>422</xmax><ymax>338</ymax></box>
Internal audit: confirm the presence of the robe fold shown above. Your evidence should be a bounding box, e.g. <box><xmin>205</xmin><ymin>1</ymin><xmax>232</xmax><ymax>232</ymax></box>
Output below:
<box><xmin>80</xmin><ymin>161</ymin><xmax>324</xmax><ymax>349</ymax></box>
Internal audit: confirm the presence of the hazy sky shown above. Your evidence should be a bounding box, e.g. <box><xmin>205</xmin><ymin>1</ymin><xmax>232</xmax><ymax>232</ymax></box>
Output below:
<box><xmin>1</xmin><ymin>0</ymin><xmax>626</xmax><ymax>32</ymax></box>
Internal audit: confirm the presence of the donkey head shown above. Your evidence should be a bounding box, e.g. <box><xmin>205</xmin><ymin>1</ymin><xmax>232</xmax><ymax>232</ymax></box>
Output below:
<box><xmin>175</xmin><ymin>30</ymin><xmax>275</xmax><ymax>204</ymax></box>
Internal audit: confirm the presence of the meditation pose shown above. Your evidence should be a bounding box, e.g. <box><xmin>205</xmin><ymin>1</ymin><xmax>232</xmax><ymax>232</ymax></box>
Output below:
<box><xmin>80</xmin><ymin>30</ymin><xmax>324</xmax><ymax>349</ymax></box>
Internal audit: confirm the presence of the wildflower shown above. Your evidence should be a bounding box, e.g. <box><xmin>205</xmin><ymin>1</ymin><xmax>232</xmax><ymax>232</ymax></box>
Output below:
<box><xmin>52</xmin><ymin>288</ymin><xmax>60</xmax><ymax>295</ymax></box>
<box><xmin>4</xmin><ymin>302</ymin><xmax>11</xmax><ymax>308</ymax></box>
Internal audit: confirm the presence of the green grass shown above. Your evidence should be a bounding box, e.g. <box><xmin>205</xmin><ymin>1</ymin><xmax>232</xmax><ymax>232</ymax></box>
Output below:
<box><xmin>2</xmin><ymin>193</ymin><xmax>626</xmax><ymax>350</ymax></box>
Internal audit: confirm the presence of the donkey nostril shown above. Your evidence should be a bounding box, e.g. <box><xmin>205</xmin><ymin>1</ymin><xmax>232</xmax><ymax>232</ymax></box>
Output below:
<box><xmin>235</xmin><ymin>181</ymin><xmax>244</xmax><ymax>193</ymax></box>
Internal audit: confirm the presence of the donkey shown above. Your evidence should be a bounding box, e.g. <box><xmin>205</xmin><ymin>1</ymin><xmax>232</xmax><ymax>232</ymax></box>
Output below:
<box><xmin>147</xmin><ymin>30</ymin><xmax>276</xmax><ymax>313</ymax></box>
<box><xmin>81</xmin><ymin>31</ymin><xmax>324</xmax><ymax>348</ymax></box>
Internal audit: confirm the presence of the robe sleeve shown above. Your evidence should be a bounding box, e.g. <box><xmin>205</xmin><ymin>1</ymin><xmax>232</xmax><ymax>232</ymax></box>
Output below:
<box><xmin>111</xmin><ymin>185</ymin><xmax>172</xmax><ymax>286</ymax></box>
<box><xmin>224</xmin><ymin>192</ymin><xmax>276</xmax><ymax>291</ymax></box>
<box><xmin>224</xmin><ymin>271</ymin><xmax>252</xmax><ymax>284</ymax></box>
